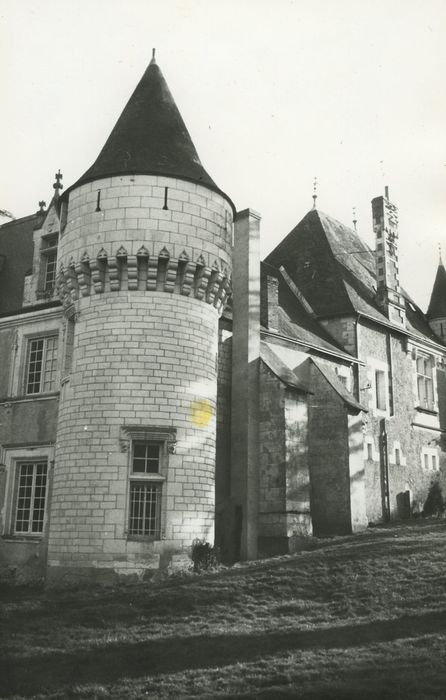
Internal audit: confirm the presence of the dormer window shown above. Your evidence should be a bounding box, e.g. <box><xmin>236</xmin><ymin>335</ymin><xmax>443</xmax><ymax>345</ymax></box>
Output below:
<box><xmin>40</xmin><ymin>233</ymin><xmax>59</xmax><ymax>293</ymax></box>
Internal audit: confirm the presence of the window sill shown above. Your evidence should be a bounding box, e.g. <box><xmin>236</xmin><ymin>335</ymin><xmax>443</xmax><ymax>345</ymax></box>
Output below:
<box><xmin>126</xmin><ymin>535</ymin><xmax>160</xmax><ymax>543</ymax></box>
<box><xmin>0</xmin><ymin>392</ymin><xmax>60</xmax><ymax>405</ymax></box>
<box><xmin>415</xmin><ymin>405</ymin><xmax>438</xmax><ymax>416</ymax></box>
<box><xmin>1</xmin><ymin>535</ymin><xmax>43</xmax><ymax>543</ymax></box>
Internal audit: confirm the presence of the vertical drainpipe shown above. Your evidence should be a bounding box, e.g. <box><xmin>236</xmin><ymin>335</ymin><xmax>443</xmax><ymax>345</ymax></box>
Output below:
<box><xmin>354</xmin><ymin>315</ymin><xmax>360</xmax><ymax>401</ymax></box>
<box><xmin>386</xmin><ymin>330</ymin><xmax>395</xmax><ymax>416</ymax></box>
<box><xmin>231</xmin><ymin>208</ymin><xmax>261</xmax><ymax>561</ymax></box>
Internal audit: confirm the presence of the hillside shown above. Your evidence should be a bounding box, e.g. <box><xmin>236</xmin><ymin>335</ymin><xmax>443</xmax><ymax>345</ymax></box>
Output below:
<box><xmin>1</xmin><ymin>521</ymin><xmax>446</xmax><ymax>699</ymax></box>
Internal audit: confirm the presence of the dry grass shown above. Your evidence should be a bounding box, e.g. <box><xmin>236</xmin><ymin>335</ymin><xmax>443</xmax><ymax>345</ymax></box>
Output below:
<box><xmin>1</xmin><ymin>520</ymin><xmax>446</xmax><ymax>699</ymax></box>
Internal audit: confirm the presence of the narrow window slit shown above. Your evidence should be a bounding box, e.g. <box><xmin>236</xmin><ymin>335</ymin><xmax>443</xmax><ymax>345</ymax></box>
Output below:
<box><xmin>95</xmin><ymin>190</ymin><xmax>101</xmax><ymax>212</ymax></box>
<box><xmin>163</xmin><ymin>187</ymin><xmax>169</xmax><ymax>210</ymax></box>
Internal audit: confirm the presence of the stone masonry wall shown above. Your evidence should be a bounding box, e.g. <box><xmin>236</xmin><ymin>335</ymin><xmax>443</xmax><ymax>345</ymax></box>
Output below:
<box><xmin>216</xmin><ymin>323</ymin><xmax>232</xmax><ymax>507</ymax></box>
<box><xmin>258</xmin><ymin>362</ymin><xmax>310</xmax><ymax>554</ymax></box>
<box><xmin>258</xmin><ymin>360</ymin><xmax>286</xmax><ymax>543</ymax></box>
<box><xmin>358</xmin><ymin>320</ymin><xmax>446</xmax><ymax>523</ymax></box>
<box><xmin>48</xmin><ymin>292</ymin><xmax>219</xmax><ymax>582</ymax></box>
<box><xmin>308</xmin><ymin>364</ymin><xmax>352</xmax><ymax>536</ymax></box>
<box><xmin>59</xmin><ymin>174</ymin><xmax>233</xmax><ymax>273</ymax></box>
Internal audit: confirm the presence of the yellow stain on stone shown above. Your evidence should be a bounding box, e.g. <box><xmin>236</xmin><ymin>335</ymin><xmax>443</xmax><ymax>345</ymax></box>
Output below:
<box><xmin>191</xmin><ymin>399</ymin><xmax>214</xmax><ymax>427</ymax></box>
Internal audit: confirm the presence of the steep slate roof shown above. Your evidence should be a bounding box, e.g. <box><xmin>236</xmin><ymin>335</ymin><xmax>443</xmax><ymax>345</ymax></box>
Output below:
<box><xmin>265</xmin><ymin>208</ymin><xmax>440</xmax><ymax>344</ymax></box>
<box><xmin>274</xmin><ymin>271</ymin><xmax>355</xmax><ymax>360</ymax></box>
<box><xmin>260</xmin><ymin>341</ymin><xmax>311</xmax><ymax>393</ymax></box>
<box><xmin>311</xmin><ymin>357</ymin><xmax>366</xmax><ymax>413</ymax></box>
<box><xmin>427</xmin><ymin>262</ymin><xmax>446</xmax><ymax>320</ymax></box>
<box><xmin>0</xmin><ymin>215</ymin><xmax>38</xmax><ymax>314</ymax></box>
<box><xmin>65</xmin><ymin>56</ymin><xmax>234</xmax><ymax>210</ymax></box>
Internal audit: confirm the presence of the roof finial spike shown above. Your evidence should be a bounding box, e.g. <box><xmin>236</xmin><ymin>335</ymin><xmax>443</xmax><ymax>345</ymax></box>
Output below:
<box><xmin>53</xmin><ymin>169</ymin><xmax>63</xmax><ymax>197</ymax></box>
<box><xmin>352</xmin><ymin>207</ymin><xmax>357</xmax><ymax>231</ymax></box>
<box><xmin>151</xmin><ymin>48</ymin><xmax>156</xmax><ymax>63</ymax></box>
<box><xmin>439</xmin><ymin>242</ymin><xmax>443</xmax><ymax>265</ymax></box>
<box><xmin>312</xmin><ymin>177</ymin><xmax>318</xmax><ymax>209</ymax></box>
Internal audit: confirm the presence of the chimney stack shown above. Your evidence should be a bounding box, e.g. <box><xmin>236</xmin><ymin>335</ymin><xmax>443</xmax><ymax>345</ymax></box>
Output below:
<box><xmin>372</xmin><ymin>187</ymin><xmax>406</xmax><ymax>326</ymax></box>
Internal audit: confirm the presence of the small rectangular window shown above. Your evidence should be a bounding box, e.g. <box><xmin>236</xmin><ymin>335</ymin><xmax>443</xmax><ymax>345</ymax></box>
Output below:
<box><xmin>367</xmin><ymin>443</ymin><xmax>373</xmax><ymax>461</ymax></box>
<box><xmin>432</xmin><ymin>455</ymin><xmax>437</xmax><ymax>470</ymax></box>
<box><xmin>25</xmin><ymin>336</ymin><xmax>58</xmax><ymax>394</ymax></box>
<box><xmin>375</xmin><ymin>369</ymin><xmax>387</xmax><ymax>411</ymax></box>
<box><xmin>14</xmin><ymin>461</ymin><xmax>48</xmax><ymax>534</ymax></box>
<box><xmin>424</xmin><ymin>454</ymin><xmax>429</xmax><ymax>470</ymax></box>
<box><xmin>417</xmin><ymin>354</ymin><xmax>434</xmax><ymax>410</ymax></box>
<box><xmin>395</xmin><ymin>448</ymin><xmax>400</xmax><ymax>466</ymax></box>
<box><xmin>44</xmin><ymin>251</ymin><xmax>58</xmax><ymax>290</ymax></box>
<box><xmin>132</xmin><ymin>442</ymin><xmax>160</xmax><ymax>474</ymax></box>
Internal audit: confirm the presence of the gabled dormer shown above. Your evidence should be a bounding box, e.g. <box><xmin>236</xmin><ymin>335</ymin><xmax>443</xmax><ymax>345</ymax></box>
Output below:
<box><xmin>23</xmin><ymin>173</ymin><xmax>63</xmax><ymax>307</ymax></box>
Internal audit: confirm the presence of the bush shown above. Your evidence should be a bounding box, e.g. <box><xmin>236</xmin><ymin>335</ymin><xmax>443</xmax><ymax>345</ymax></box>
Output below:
<box><xmin>191</xmin><ymin>539</ymin><xmax>220</xmax><ymax>573</ymax></box>
<box><xmin>422</xmin><ymin>480</ymin><xmax>445</xmax><ymax>518</ymax></box>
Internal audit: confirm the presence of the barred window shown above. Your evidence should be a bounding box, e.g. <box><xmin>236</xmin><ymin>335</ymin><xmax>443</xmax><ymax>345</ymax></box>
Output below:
<box><xmin>128</xmin><ymin>441</ymin><xmax>163</xmax><ymax>538</ymax></box>
<box><xmin>129</xmin><ymin>482</ymin><xmax>162</xmax><ymax>537</ymax></box>
<box><xmin>25</xmin><ymin>336</ymin><xmax>58</xmax><ymax>394</ymax></box>
<box><xmin>14</xmin><ymin>461</ymin><xmax>48</xmax><ymax>534</ymax></box>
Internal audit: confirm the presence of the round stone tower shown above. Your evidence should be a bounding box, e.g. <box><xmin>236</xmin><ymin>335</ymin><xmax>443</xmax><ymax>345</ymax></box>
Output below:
<box><xmin>48</xmin><ymin>55</ymin><xmax>234</xmax><ymax>584</ymax></box>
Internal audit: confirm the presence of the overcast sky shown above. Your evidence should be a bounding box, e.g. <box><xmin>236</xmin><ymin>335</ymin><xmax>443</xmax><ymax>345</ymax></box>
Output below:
<box><xmin>1</xmin><ymin>0</ymin><xmax>445</xmax><ymax>310</ymax></box>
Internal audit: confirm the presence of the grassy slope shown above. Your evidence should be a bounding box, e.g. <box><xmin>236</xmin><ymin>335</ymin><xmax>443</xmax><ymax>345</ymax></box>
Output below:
<box><xmin>1</xmin><ymin>521</ymin><xmax>446</xmax><ymax>699</ymax></box>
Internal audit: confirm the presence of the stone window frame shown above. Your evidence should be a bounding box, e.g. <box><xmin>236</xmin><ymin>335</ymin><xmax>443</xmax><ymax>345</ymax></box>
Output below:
<box><xmin>414</xmin><ymin>351</ymin><xmax>437</xmax><ymax>414</ymax></box>
<box><xmin>23</xmin><ymin>333</ymin><xmax>59</xmax><ymax>396</ymax></box>
<box><xmin>0</xmin><ymin>445</ymin><xmax>54</xmax><ymax>540</ymax></box>
<box><xmin>121</xmin><ymin>426</ymin><xmax>176</xmax><ymax>542</ymax></box>
<box><xmin>367</xmin><ymin>357</ymin><xmax>390</xmax><ymax>418</ymax></box>
<box><xmin>335</xmin><ymin>365</ymin><xmax>352</xmax><ymax>393</ymax></box>
<box><xmin>420</xmin><ymin>446</ymin><xmax>439</xmax><ymax>473</ymax></box>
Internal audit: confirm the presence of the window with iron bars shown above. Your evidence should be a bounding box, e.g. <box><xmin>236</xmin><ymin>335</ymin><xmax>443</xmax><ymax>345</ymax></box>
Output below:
<box><xmin>25</xmin><ymin>335</ymin><xmax>58</xmax><ymax>394</ymax></box>
<box><xmin>14</xmin><ymin>461</ymin><xmax>48</xmax><ymax>535</ymax></box>
<box><xmin>128</xmin><ymin>442</ymin><xmax>163</xmax><ymax>538</ymax></box>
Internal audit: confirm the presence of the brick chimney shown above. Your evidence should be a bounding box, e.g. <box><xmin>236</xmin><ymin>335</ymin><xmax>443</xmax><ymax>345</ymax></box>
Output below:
<box><xmin>372</xmin><ymin>186</ymin><xmax>406</xmax><ymax>326</ymax></box>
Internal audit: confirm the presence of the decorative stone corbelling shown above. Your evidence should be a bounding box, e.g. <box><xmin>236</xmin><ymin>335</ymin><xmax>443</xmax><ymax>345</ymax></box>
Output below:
<box><xmin>57</xmin><ymin>245</ymin><xmax>232</xmax><ymax>318</ymax></box>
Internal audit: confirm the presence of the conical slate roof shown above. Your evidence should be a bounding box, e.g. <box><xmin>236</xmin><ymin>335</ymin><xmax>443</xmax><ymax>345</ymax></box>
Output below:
<box><xmin>66</xmin><ymin>56</ymin><xmax>232</xmax><ymax>207</ymax></box>
<box><xmin>427</xmin><ymin>262</ymin><xmax>446</xmax><ymax>319</ymax></box>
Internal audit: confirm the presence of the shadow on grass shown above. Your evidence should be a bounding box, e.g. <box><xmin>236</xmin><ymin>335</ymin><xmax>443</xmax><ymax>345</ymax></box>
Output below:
<box><xmin>2</xmin><ymin>608</ymin><xmax>446</xmax><ymax>697</ymax></box>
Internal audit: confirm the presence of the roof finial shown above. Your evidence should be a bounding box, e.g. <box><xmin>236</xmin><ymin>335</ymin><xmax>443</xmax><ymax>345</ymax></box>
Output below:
<box><xmin>38</xmin><ymin>200</ymin><xmax>46</xmax><ymax>213</ymax></box>
<box><xmin>352</xmin><ymin>207</ymin><xmax>357</xmax><ymax>231</ymax></box>
<box><xmin>439</xmin><ymin>242</ymin><xmax>443</xmax><ymax>265</ymax></box>
<box><xmin>53</xmin><ymin>169</ymin><xmax>63</xmax><ymax>197</ymax></box>
<box><xmin>151</xmin><ymin>48</ymin><xmax>156</xmax><ymax>63</ymax></box>
<box><xmin>312</xmin><ymin>177</ymin><xmax>318</xmax><ymax>209</ymax></box>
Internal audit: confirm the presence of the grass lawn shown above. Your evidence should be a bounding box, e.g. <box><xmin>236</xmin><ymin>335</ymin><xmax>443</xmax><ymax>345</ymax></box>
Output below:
<box><xmin>1</xmin><ymin>521</ymin><xmax>446</xmax><ymax>699</ymax></box>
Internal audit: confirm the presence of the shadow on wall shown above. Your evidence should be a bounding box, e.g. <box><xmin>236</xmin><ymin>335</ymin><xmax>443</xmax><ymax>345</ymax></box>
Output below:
<box><xmin>422</xmin><ymin>480</ymin><xmax>445</xmax><ymax>518</ymax></box>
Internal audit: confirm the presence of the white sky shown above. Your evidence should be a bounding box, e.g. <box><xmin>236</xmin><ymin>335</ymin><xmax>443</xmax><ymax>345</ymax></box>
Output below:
<box><xmin>1</xmin><ymin>0</ymin><xmax>445</xmax><ymax>310</ymax></box>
